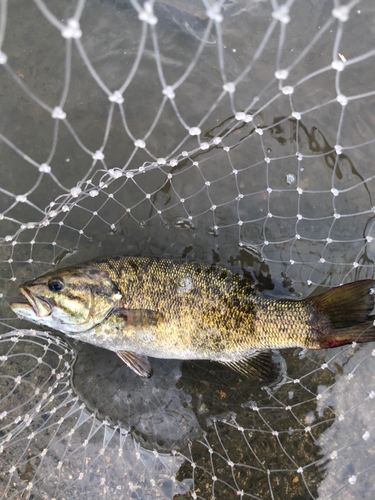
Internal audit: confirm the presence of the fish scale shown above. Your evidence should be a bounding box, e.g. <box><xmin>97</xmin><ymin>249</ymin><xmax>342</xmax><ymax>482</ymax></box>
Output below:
<box><xmin>91</xmin><ymin>257</ymin><xmax>272</xmax><ymax>357</ymax></box>
<box><xmin>92</xmin><ymin>257</ymin><xmax>316</xmax><ymax>353</ymax></box>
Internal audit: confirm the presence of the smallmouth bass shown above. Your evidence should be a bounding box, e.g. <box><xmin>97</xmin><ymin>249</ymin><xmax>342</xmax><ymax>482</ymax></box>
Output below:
<box><xmin>10</xmin><ymin>255</ymin><xmax>375</xmax><ymax>380</ymax></box>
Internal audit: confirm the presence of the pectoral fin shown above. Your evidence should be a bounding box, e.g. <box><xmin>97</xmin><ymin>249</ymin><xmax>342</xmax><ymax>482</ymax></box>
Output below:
<box><xmin>115</xmin><ymin>308</ymin><xmax>163</xmax><ymax>327</ymax></box>
<box><xmin>220</xmin><ymin>351</ymin><xmax>279</xmax><ymax>382</ymax></box>
<box><xmin>117</xmin><ymin>350</ymin><xmax>152</xmax><ymax>378</ymax></box>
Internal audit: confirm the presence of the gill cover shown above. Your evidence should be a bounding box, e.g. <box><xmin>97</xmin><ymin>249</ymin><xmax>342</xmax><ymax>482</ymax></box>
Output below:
<box><xmin>11</xmin><ymin>265</ymin><xmax>121</xmax><ymax>334</ymax></box>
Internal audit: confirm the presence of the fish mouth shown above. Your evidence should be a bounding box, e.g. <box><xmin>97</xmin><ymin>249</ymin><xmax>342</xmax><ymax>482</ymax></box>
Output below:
<box><xmin>10</xmin><ymin>285</ymin><xmax>52</xmax><ymax>318</ymax></box>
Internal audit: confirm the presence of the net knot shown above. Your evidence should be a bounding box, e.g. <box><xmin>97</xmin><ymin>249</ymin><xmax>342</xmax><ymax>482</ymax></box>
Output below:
<box><xmin>61</xmin><ymin>18</ymin><xmax>82</xmax><ymax>39</ymax></box>
<box><xmin>109</xmin><ymin>168</ymin><xmax>122</xmax><ymax>178</ymax></box>
<box><xmin>39</xmin><ymin>163</ymin><xmax>51</xmax><ymax>173</ymax></box>
<box><xmin>51</xmin><ymin>107</ymin><xmax>66</xmax><ymax>119</ymax></box>
<box><xmin>332</xmin><ymin>60</ymin><xmax>345</xmax><ymax>71</ymax></box>
<box><xmin>363</xmin><ymin>431</ymin><xmax>370</xmax><ymax>441</ymax></box>
<box><xmin>138</xmin><ymin>2</ymin><xmax>158</xmax><ymax>25</ymax></box>
<box><xmin>272</xmin><ymin>5</ymin><xmax>290</xmax><ymax>24</ymax></box>
<box><xmin>235</xmin><ymin>112</ymin><xmax>253</xmax><ymax>122</ymax></box>
<box><xmin>109</xmin><ymin>91</ymin><xmax>124</xmax><ymax>104</ymax></box>
<box><xmin>70</xmin><ymin>186</ymin><xmax>82</xmax><ymax>197</ymax></box>
<box><xmin>189</xmin><ymin>127</ymin><xmax>201</xmax><ymax>136</ymax></box>
<box><xmin>0</xmin><ymin>51</ymin><xmax>7</xmax><ymax>64</ymax></box>
<box><xmin>332</xmin><ymin>6</ymin><xmax>350</xmax><ymax>22</ymax></box>
<box><xmin>282</xmin><ymin>85</ymin><xmax>294</xmax><ymax>95</ymax></box>
<box><xmin>275</xmin><ymin>69</ymin><xmax>289</xmax><ymax>80</ymax></box>
<box><xmin>92</xmin><ymin>150</ymin><xmax>104</xmax><ymax>160</ymax></box>
<box><xmin>336</xmin><ymin>94</ymin><xmax>348</xmax><ymax>106</ymax></box>
<box><xmin>223</xmin><ymin>82</ymin><xmax>235</xmax><ymax>93</ymax></box>
<box><xmin>207</xmin><ymin>4</ymin><xmax>223</xmax><ymax>23</ymax></box>
<box><xmin>134</xmin><ymin>139</ymin><xmax>146</xmax><ymax>148</ymax></box>
<box><xmin>162</xmin><ymin>86</ymin><xmax>175</xmax><ymax>99</ymax></box>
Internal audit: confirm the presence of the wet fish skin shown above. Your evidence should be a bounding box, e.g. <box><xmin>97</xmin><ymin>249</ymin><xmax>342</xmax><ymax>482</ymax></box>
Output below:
<box><xmin>10</xmin><ymin>255</ymin><xmax>375</xmax><ymax>379</ymax></box>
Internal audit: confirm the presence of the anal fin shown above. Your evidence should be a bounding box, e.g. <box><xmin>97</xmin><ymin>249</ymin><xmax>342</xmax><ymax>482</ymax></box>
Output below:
<box><xmin>117</xmin><ymin>350</ymin><xmax>152</xmax><ymax>378</ymax></box>
<box><xmin>220</xmin><ymin>351</ymin><xmax>279</xmax><ymax>382</ymax></box>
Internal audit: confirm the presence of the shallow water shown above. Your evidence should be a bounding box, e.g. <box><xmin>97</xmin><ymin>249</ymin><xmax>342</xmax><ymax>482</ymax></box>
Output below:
<box><xmin>1</xmin><ymin>0</ymin><xmax>375</xmax><ymax>498</ymax></box>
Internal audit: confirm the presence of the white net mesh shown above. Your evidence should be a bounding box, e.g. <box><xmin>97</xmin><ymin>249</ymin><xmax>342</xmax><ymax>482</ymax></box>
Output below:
<box><xmin>1</xmin><ymin>0</ymin><xmax>375</xmax><ymax>498</ymax></box>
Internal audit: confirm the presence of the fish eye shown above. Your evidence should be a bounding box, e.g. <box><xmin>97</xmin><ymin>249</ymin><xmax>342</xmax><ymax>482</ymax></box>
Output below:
<box><xmin>48</xmin><ymin>279</ymin><xmax>65</xmax><ymax>292</ymax></box>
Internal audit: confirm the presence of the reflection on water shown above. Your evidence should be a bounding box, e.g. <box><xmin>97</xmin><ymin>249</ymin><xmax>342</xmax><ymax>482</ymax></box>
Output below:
<box><xmin>1</xmin><ymin>0</ymin><xmax>375</xmax><ymax>498</ymax></box>
<box><xmin>73</xmin><ymin>343</ymin><xmax>202</xmax><ymax>452</ymax></box>
<box><xmin>1</xmin><ymin>330</ymin><xmax>374</xmax><ymax>498</ymax></box>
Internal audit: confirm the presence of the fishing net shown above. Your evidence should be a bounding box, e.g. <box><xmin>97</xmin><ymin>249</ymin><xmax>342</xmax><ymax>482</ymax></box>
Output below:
<box><xmin>1</xmin><ymin>0</ymin><xmax>375</xmax><ymax>498</ymax></box>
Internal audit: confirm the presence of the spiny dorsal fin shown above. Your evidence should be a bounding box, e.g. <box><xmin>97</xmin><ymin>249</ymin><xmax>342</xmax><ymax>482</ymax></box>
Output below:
<box><xmin>117</xmin><ymin>351</ymin><xmax>152</xmax><ymax>378</ymax></box>
<box><xmin>219</xmin><ymin>351</ymin><xmax>279</xmax><ymax>382</ymax></box>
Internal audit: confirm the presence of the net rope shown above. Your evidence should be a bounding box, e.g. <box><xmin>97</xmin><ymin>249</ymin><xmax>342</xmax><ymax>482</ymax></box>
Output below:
<box><xmin>1</xmin><ymin>0</ymin><xmax>375</xmax><ymax>498</ymax></box>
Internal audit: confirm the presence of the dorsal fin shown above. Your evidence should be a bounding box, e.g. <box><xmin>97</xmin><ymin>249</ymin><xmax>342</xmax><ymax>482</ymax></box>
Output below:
<box><xmin>117</xmin><ymin>351</ymin><xmax>152</xmax><ymax>378</ymax></box>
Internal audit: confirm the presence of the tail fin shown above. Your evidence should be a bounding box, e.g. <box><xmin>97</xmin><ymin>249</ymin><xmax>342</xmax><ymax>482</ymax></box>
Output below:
<box><xmin>308</xmin><ymin>280</ymin><xmax>375</xmax><ymax>348</ymax></box>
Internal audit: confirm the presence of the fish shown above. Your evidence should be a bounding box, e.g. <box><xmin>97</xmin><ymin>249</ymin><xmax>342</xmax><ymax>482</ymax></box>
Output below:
<box><xmin>10</xmin><ymin>255</ymin><xmax>375</xmax><ymax>380</ymax></box>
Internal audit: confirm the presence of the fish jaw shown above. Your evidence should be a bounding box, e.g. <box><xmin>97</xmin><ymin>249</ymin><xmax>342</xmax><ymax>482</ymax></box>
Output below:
<box><xmin>11</xmin><ymin>285</ymin><xmax>52</xmax><ymax>320</ymax></box>
<box><xmin>10</xmin><ymin>301</ymin><xmax>37</xmax><ymax>322</ymax></box>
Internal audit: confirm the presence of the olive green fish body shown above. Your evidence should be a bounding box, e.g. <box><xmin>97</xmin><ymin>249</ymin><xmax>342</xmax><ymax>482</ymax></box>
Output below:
<box><xmin>81</xmin><ymin>257</ymin><xmax>314</xmax><ymax>360</ymax></box>
<box><xmin>10</xmin><ymin>255</ymin><xmax>375</xmax><ymax>379</ymax></box>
